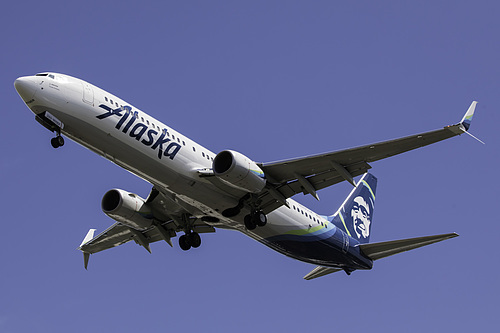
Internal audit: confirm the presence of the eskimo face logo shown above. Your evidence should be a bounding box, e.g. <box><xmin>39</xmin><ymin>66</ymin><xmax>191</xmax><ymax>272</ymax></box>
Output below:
<box><xmin>351</xmin><ymin>196</ymin><xmax>371</xmax><ymax>239</ymax></box>
<box><xmin>96</xmin><ymin>104</ymin><xmax>181</xmax><ymax>160</ymax></box>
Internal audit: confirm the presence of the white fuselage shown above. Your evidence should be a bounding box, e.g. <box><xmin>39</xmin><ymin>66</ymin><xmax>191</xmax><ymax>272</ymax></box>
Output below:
<box><xmin>15</xmin><ymin>73</ymin><xmax>362</xmax><ymax>268</ymax></box>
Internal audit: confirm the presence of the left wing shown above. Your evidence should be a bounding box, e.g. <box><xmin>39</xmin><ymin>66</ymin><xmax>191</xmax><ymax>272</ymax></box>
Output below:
<box><xmin>78</xmin><ymin>188</ymin><xmax>215</xmax><ymax>268</ymax></box>
<box><xmin>257</xmin><ymin>102</ymin><xmax>478</xmax><ymax>213</ymax></box>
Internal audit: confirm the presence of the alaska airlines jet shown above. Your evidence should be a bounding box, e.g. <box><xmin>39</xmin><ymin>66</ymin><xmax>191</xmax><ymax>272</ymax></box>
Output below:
<box><xmin>14</xmin><ymin>73</ymin><xmax>477</xmax><ymax>279</ymax></box>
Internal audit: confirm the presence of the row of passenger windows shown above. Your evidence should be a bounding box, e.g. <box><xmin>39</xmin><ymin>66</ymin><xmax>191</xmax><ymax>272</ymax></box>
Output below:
<box><xmin>103</xmin><ymin>95</ymin><xmax>214</xmax><ymax>162</ymax></box>
<box><xmin>292</xmin><ymin>205</ymin><xmax>328</xmax><ymax>228</ymax></box>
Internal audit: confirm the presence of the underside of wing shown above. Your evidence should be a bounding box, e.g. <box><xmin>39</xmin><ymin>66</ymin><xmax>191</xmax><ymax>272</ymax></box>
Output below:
<box><xmin>78</xmin><ymin>187</ymin><xmax>216</xmax><ymax>268</ymax></box>
<box><xmin>79</xmin><ymin>223</ymin><xmax>135</xmax><ymax>254</ymax></box>
<box><xmin>261</xmin><ymin>124</ymin><xmax>464</xmax><ymax>185</ymax></box>
<box><xmin>256</xmin><ymin>102</ymin><xmax>477</xmax><ymax>212</ymax></box>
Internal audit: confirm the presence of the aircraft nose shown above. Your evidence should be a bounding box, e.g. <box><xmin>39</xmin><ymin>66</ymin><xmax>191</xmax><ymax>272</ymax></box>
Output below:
<box><xmin>14</xmin><ymin>76</ymin><xmax>38</xmax><ymax>101</ymax></box>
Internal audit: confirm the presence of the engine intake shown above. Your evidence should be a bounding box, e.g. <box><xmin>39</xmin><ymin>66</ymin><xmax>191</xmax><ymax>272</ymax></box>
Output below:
<box><xmin>101</xmin><ymin>189</ymin><xmax>153</xmax><ymax>230</ymax></box>
<box><xmin>213</xmin><ymin>150</ymin><xmax>266</xmax><ymax>193</ymax></box>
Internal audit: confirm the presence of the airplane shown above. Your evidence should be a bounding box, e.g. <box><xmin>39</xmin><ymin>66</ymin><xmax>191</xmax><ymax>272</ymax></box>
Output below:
<box><xmin>14</xmin><ymin>72</ymin><xmax>478</xmax><ymax>279</ymax></box>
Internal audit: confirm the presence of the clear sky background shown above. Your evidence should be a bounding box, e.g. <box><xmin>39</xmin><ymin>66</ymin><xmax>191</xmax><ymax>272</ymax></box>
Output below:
<box><xmin>1</xmin><ymin>1</ymin><xmax>498</xmax><ymax>332</ymax></box>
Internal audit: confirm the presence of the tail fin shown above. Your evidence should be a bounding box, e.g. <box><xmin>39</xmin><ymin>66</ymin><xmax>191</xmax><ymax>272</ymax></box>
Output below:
<box><xmin>329</xmin><ymin>173</ymin><xmax>377</xmax><ymax>244</ymax></box>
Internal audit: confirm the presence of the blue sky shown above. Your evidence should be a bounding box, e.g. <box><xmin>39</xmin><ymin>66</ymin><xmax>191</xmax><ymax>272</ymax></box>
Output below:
<box><xmin>1</xmin><ymin>1</ymin><xmax>498</xmax><ymax>332</ymax></box>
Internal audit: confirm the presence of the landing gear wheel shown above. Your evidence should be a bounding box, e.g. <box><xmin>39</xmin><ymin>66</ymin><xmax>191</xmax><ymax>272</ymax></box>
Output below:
<box><xmin>51</xmin><ymin>136</ymin><xmax>64</xmax><ymax>148</ymax></box>
<box><xmin>244</xmin><ymin>214</ymin><xmax>257</xmax><ymax>230</ymax></box>
<box><xmin>253</xmin><ymin>211</ymin><xmax>267</xmax><ymax>227</ymax></box>
<box><xmin>179</xmin><ymin>234</ymin><xmax>191</xmax><ymax>251</ymax></box>
<box><xmin>188</xmin><ymin>232</ymin><xmax>201</xmax><ymax>248</ymax></box>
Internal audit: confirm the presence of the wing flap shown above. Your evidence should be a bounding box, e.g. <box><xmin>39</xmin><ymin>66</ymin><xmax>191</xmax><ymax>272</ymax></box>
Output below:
<box><xmin>358</xmin><ymin>233</ymin><xmax>459</xmax><ymax>261</ymax></box>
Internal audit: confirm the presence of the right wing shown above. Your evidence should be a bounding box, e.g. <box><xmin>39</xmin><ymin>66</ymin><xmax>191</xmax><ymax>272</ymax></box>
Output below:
<box><xmin>257</xmin><ymin>102</ymin><xmax>478</xmax><ymax>213</ymax></box>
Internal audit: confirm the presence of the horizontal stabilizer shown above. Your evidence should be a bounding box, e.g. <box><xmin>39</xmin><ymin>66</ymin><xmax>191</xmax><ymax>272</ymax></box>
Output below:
<box><xmin>304</xmin><ymin>266</ymin><xmax>343</xmax><ymax>280</ymax></box>
<box><xmin>359</xmin><ymin>233</ymin><xmax>458</xmax><ymax>261</ymax></box>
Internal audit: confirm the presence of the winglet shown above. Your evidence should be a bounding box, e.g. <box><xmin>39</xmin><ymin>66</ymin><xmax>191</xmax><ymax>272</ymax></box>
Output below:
<box><xmin>458</xmin><ymin>101</ymin><xmax>484</xmax><ymax>144</ymax></box>
<box><xmin>83</xmin><ymin>252</ymin><xmax>91</xmax><ymax>270</ymax></box>
<box><xmin>459</xmin><ymin>101</ymin><xmax>477</xmax><ymax>132</ymax></box>
<box><xmin>79</xmin><ymin>229</ymin><xmax>96</xmax><ymax>248</ymax></box>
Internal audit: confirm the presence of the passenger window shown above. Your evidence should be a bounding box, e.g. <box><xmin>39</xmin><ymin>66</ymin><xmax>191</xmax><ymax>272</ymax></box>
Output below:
<box><xmin>110</xmin><ymin>99</ymin><xmax>113</xmax><ymax>104</ymax></box>
<box><xmin>105</xmin><ymin>97</ymin><xmax>108</xmax><ymax>102</ymax></box>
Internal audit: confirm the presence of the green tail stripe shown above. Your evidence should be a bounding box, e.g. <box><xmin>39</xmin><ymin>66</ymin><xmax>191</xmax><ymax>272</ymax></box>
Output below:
<box><xmin>338</xmin><ymin>213</ymin><xmax>351</xmax><ymax>237</ymax></box>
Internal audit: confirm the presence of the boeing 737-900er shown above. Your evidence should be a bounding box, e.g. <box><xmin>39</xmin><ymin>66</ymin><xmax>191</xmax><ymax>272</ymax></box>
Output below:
<box><xmin>14</xmin><ymin>73</ymin><xmax>478</xmax><ymax>279</ymax></box>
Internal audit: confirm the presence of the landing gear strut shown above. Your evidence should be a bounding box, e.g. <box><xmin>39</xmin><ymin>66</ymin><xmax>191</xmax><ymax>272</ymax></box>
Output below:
<box><xmin>51</xmin><ymin>135</ymin><xmax>64</xmax><ymax>149</ymax></box>
<box><xmin>244</xmin><ymin>210</ymin><xmax>267</xmax><ymax>230</ymax></box>
<box><xmin>179</xmin><ymin>231</ymin><xmax>201</xmax><ymax>251</ymax></box>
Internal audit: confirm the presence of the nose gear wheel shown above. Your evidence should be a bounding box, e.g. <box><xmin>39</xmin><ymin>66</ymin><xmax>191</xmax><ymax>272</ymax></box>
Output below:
<box><xmin>51</xmin><ymin>135</ymin><xmax>64</xmax><ymax>148</ymax></box>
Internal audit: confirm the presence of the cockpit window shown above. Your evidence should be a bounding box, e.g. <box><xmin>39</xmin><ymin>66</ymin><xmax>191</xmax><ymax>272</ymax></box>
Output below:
<box><xmin>36</xmin><ymin>73</ymin><xmax>55</xmax><ymax>79</ymax></box>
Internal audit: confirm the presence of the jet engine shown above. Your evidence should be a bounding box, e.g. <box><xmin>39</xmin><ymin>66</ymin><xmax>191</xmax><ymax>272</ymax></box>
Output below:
<box><xmin>213</xmin><ymin>150</ymin><xmax>266</xmax><ymax>193</ymax></box>
<box><xmin>101</xmin><ymin>189</ymin><xmax>153</xmax><ymax>230</ymax></box>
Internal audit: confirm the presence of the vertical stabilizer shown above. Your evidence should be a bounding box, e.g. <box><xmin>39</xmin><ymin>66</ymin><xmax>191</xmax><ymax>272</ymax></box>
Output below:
<box><xmin>329</xmin><ymin>173</ymin><xmax>377</xmax><ymax>244</ymax></box>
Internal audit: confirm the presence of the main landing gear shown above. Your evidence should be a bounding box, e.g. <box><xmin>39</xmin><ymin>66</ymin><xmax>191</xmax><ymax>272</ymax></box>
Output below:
<box><xmin>244</xmin><ymin>210</ymin><xmax>267</xmax><ymax>230</ymax></box>
<box><xmin>51</xmin><ymin>135</ymin><xmax>65</xmax><ymax>149</ymax></box>
<box><xmin>178</xmin><ymin>231</ymin><xmax>201</xmax><ymax>251</ymax></box>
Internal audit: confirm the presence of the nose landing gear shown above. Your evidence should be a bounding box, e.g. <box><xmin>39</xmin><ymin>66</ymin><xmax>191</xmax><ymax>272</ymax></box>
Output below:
<box><xmin>34</xmin><ymin>111</ymin><xmax>65</xmax><ymax>149</ymax></box>
<box><xmin>51</xmin><ymin>135</ymin><xmax>65</xmax><ymax>148</ymax></box>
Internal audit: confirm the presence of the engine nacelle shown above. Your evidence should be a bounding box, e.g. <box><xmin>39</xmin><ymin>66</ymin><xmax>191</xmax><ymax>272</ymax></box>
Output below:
<box><xmin>213</xmin><ymin>150</ymin><xmax>266</xmax><ymax>193</ymax></box>
<box><xmin>101</xmin><ymin>189</ymin><xmax>153</xmax><ymax>230</ymax></box>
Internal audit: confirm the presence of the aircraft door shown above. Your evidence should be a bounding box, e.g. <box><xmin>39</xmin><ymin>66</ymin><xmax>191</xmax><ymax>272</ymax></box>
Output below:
<box><xmin>82</xmin><ymin>82</ymin><xmax>94</xmax><ymax>105</ymax></box>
